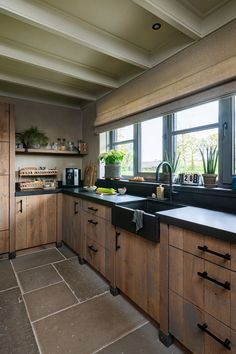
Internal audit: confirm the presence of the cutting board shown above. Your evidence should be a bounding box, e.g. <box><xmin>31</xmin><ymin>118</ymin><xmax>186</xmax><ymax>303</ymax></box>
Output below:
<box><xmin>84</xmin><ymin>164</ymin><xmax>97</xmax><ymax>186</ymax></box>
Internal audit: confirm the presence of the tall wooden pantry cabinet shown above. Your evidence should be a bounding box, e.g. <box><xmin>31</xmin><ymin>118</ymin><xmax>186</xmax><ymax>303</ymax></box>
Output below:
<box><xmin>0</xmin><ymin>102</ymin><xmax>15</xmax><ymax>257</ymax></box>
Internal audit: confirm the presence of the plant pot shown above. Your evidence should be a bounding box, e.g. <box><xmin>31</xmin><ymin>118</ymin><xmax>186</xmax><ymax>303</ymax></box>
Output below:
<box><xmin>105</xmin><ymin>163</ymin><xmax>121</xmax><ymax>179</ymax></box>
<box><xmin>202</xmin><ymin>174</ymin><xmax>217</xmax><ymax>188</ymax></box>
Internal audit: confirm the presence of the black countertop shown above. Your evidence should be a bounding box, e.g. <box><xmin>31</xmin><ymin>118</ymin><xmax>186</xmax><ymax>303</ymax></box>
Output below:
<box><xmin>15</xmin><ymin>187</ymin><xmax>146</xmax><ymax>207</ymax></box>
<box><xmin>157</xmin><ymin>206</ymin><xmax>236</xmax><ymax>243</ymax></box>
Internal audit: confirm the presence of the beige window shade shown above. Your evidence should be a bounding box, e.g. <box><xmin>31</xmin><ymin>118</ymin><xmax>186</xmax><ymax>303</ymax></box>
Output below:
<box><xmin>94</xmin><ymin>80</ymin><xmax>236</xmax><ymax>134</ymax></box>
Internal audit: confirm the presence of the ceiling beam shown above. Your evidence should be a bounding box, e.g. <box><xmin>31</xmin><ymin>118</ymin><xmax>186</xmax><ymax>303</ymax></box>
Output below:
<box><xmin>0</xmin><ymin>72</ymin><xmax>96</xmax><ymax>101</ymax></box>
<box><xmin>0</xmin><ymin>0</ymin><xmax>151</xmax><ymax>69</ymax></box>
<box><xmin>0</xmin><ymin>38</ymin><xmax>118</xmax><ymax>88</ymax></box>
<box><xmin>132</xmin><ymin>0</ymin><xmax>202</xmax><ymax>39</ymax></box>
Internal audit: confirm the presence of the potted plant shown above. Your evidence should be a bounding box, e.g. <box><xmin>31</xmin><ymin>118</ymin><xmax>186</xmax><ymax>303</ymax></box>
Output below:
<box><xmin>161</xmin><ymin>151</ymin><xmax>181</xmax><ymax>183</ymax></box>
<box><xmin>19</xmin><ymin>126</ymin><xmax>49</xmax><ymax>149</ymax></box>
<box><xmin>199</xmin><ymin>146</ymin><xmax>218</xmax><ymax>187</ymax></box>
<box><xmin>99</xmin><ymin>149</ymin><xmax>125</xmax><ymax>179</ymax></box>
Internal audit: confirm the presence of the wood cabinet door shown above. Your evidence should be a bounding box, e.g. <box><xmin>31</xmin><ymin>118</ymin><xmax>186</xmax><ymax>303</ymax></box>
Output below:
<box><xmin>0</xmin><ymin>103</ymin><xmax>9</xmax><ymax>142</ymax></box>
<box><xmin>62</xmin><ymin>195</ymin><xmax>82</xmax><ymax>255</ymax></box>
<box><xmin>0</xmin><ymin>176</ymin><xmax>9</xmax><ymax>231</ymax></box>
<box><xmin>26</xmin><ymin>194</ymin><xmax>57</xmax><ymax>248</ymax></box>
<box><xmin>15</xmin><ymin>196</ymin><xmax>27</xmax><ymax>250</ymax></box>
<box><xmin>0</xmin><ymin>142</ymin><xmax>9</xmax><ymax>175</ymax></box>
<box><xmin>115</xmin><ymin>229</ymin><xmax>160</xmax><ymax>322</ymax></box>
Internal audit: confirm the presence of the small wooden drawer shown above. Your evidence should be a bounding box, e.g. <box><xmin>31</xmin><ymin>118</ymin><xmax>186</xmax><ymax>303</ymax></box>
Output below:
<box><xmin>82</xmin><ymin>213</ymin><xmax>113</xmax><ymax>250</ymax></box>
<box><xmin>86</xmin><ymin>238</ymin><xmax>106</xmax><ymax>277</ymax></box>
<box><xmin>82</xmin><ymin>200</ymin><xmax>111</xmax><ymax>221</ymax></box>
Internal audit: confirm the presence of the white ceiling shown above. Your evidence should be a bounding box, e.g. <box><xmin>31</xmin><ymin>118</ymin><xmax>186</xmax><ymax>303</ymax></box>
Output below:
<box><xmin>0</xmin><ymin>0</ymin><xmax>235</xmax><ymax>109</ymax></box>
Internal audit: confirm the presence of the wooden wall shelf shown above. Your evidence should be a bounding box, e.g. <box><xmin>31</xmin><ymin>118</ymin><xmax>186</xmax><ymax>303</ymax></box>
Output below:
<box><xmin>15</xmin><ymin>148</ymin><xmax>87</xmax><ymax>157</ymax></box>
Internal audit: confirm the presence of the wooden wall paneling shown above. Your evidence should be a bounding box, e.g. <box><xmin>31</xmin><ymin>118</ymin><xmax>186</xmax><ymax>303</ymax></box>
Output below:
<box><xmin>9</xmin><ymin>104</ymin><xmax>15</xmax><ymax>254</ymax></box>
<box><xmin>0</xmin><ymin>142</ymin><xmax>9</xmax><ymax>175</ymax></box>
<box><xmin>0</xmin><ymin>102</ymin><xmax>10</xmax><ymax>141</ymax></box>
<box><xmin>0</xmin><ymin>230</ymin><xmax>9</xmax><ymax>254</ymax></box>
<box><xmin>15</xmin><ymin>197</ymin><xmax>27</xmax><ymax>250</ymax></box>
<box><xmin>159</xmin><ymin>223</ymin><xmax>169</xmax><ymax>336</ymax></box>
<box><xmin>0</xmin><ymin>176</ymin><xmax>9</xmax><ymax>231</ymax></box>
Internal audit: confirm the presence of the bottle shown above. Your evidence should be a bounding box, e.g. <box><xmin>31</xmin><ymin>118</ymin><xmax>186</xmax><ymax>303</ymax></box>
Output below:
<box><xmin>156</xmin><ymin>184</ymin><xmax>164</xmax><ymax>199</ymax></box>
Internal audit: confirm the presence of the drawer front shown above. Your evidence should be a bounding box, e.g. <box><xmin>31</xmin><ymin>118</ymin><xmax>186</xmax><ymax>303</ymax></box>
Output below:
<box><xmin>82</xmin><ymin>200</ymin><xmax>111</xmax><ymax>221</ymax></box>
<box><xmin>86</xmin><ymin>238</ymin><xmax>106</xmax><ymax>277</ymax></box>
<box><xmin>83</xmin><ymin>213</ymin><xmax>106</xmax><ymax>248</ymax></box>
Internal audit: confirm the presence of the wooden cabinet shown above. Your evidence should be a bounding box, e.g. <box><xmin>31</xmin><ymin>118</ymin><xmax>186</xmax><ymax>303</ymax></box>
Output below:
<box><xmin>82</xmin><ymin>200</ymin><xmax>115</xmax><ymax>283</ymax></box>
<box><xmin>62</xmin><ymin>194</ymin><xmax>82</xmax><ymax>256</ymax></box>
<box><xmin>16</xmin><ymin>194</ymin><xmax>59</xmax><ymax>250</ymax></box>
<box><xmin>0</xmin><ymin>102</ymin><xmax>15</xmax><ymax>255</ymax></box>
<box><xmin>163</xmin><ymin>224</ymin><xmax>236</xmax><ymax>353</ymax></box>
<box><xmin>115</xmin><ymin>228</ymin><xmax>160</xmax><ymax>322</ymax></box>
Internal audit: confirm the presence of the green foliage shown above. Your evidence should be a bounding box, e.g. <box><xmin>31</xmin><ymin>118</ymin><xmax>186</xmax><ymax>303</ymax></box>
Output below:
<box><xmin>164</xmin><ymin>151</ymin><xmax>181</xmax><ymax>173</ymax></box>
<box><xmin>20</xmin><ymin>126</ymin><xmax>49</xmax><ymax>148</ymax></box>
<box><xmin>99</xmin><ymin>149</ymin><xmax>126</xmax><ymax>164</ymax></box>
<box><xmin>199</xmin><ymin>146</ymin><xmax>218</xmax><ymax>174</ymax></box>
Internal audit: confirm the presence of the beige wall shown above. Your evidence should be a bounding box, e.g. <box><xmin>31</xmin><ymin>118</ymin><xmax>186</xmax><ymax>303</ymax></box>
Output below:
<box><xmin>14</xmin><ymin>100</ymin><xmax>83</xmax><ymax>180</ymax></box>
<box><xmin>96</xmin><ymin>19</ymin><xmax>236</xmax><ymax>127</ymax></box>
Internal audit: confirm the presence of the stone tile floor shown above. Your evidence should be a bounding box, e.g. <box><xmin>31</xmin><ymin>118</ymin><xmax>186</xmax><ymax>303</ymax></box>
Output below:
<box><xmin>0</xmin><ymin>244</ymin><xmax>187</xmax><ymax>354</ymax></box>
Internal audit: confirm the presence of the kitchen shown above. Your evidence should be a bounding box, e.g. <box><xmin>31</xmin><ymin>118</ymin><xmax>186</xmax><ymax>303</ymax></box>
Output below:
<box><xmin>1</xmin><ymin>1</ymin><xmax>236</xmax><ymax>353</ymax></box>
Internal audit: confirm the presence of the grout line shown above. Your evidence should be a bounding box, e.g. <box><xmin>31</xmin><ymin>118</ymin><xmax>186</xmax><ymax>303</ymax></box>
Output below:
<box><xmin>0</xmin><ymin>285</ymin><xmax>19</xmax><ymax>293</ymax></box>
<box><xmin>53</xmin><ymin>247</ymin><xmax>67</xmax><ymax>260</ymax></box>
<box><xmin>15</xmin><ymin>262</ymin><xmax>59</xmax><ymax>274</ymax></box>
<box><xmin>22</xmin><ymin>280</ymin><xmax>64</xmax><ymax>295</ymax></box>
<box><xmin>15</xmin><ymin>247</ymin><xmax>59</xmax><ymax>258</ymax></box>
<box><xmin>79</xmin><ymin>290</ymin><xmax>110</xmax><ymax>306</ymax></box>
<box><xmin>32</xmin><ymin>302</ymin><xmax>80</xmax><ymax>324</ymax></box>
<box><xmin>10</xmin><ymin>260</ymin><xmax>43</xmax><ymax>354</ymax></box>
<box><xmin>0</xmin><ymin>257</ymin><xmax>9</xmax><ymax>261</ymax></box>
<box><xmin>51</xmin><ymin>263</ymin><xmax>81</xmax><ymax>303</ymax></box>
<box><xmin>92</xmin><ymin>320</ymin><xmax>150</xmax><ymax>354</ymax></box>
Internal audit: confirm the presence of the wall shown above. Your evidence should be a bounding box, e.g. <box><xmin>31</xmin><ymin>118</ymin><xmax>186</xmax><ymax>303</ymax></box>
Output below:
<box><xmin>82</xmin><ymin>102</ymin><xmax>99</xmax><ymax>179</ymax></box>
<box><xmin>96</xmin><ymin>19</ymin><xmax>236</xmax><ymax>127</ymax></box>
<box><xmin>14</xmin><ymin>100</ymin><xmax>83</xmax><ymax>179</ymax></box>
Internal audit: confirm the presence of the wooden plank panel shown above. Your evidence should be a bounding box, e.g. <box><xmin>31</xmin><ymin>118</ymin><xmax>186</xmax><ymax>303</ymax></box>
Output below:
<box><xmin>183</xmin><ymin>300</ymin><xmax>204</xmax><ymax>354</ymax></box>
<box><xmin>0</xmin><ymin>176</ymin><xmax>9</xmax><ymax>231</ymax></box>
<box><xmin>45</xmin><ymin>194</ymin><xmax>57</xmax><ymax>244</ymax></box>
<box><xmin>204</xmin><ymin>313</ymin><xmax>231</xmax><ymax>354</ymax></box>
<box><xmin>0</xmin><ymin>230</ymin><xmax>9</xmax><ymax>254</ymax></box>
<box><xmin>169</xmin><ymin>225</ymin><xmax>184</xmax><ymax>249</ymax></box>
<box><xmin>56</xmin><ymin>193</ymin><xmax>62</xmax><ymax>244</ymax></box>
<box><xmin>0</xmin><ymin>142</ymin><xmax>9</xmax><ymax>175</ymax></box>
<box><xmin>203</xmin><ymin>235</ymin><xmax>231</xmax><ymax>269</ymax></box>
<box><xmin>9</xmin><ymin>104</ymin><xmax>15</xmax><ymax>253</ymax></box>
<box><xmin>169</xmin><ymin>246</ymin><xmax>183</xmax><ymax>296</ymax></box>
<box><xmin>231</xmin><ymin>271</ymin><xmax>236</xmax><ymax>331</ymax></box>
<box><xmin>159</xmin><ymin>223</ymin><xmax>169</xmax><ymax>334</ymax></box>
<box><xmin>86</xmin><ymin>237</ymin><xmax>106</xmax><ymax>277</ymax></box>
<box><xmin>0</xmin><ymin>102</ymin><xmax>9</xmax><ymax>141</ymax></box>
<box><xmin>15</xmin><ymin>197</ymin><xmax>27</xmax><ymax>250</ymax></box>
<box><xmin>82</xmin><ymin>200</ymin><xmax>111</xmax><ymax>221</ymax></box>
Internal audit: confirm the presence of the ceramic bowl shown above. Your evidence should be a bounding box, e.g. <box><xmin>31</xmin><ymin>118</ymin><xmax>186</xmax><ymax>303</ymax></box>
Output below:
<box><xmin>118</xmin><ymin>187</ymin><xmax>127</xmax><ymax>195</ymax></box>
<box><xmin>83</xmin><ymin>185</ymin><xmax>97</xmax><ymax>192</ymax></box>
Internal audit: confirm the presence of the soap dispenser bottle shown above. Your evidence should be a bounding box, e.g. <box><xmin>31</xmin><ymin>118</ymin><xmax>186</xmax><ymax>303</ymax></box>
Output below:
<box><xmin>156</xmin><ymin>184</ymin><xmax>164</xmax><ymax>199</ymax></box>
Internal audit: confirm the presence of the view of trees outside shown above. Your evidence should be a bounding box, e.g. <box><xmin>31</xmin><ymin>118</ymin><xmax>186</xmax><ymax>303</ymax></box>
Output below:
<box><xmin>175</xmin><ymin>101</ymin><xmax>219</xmax><ymax>174</ymax></box>
<box><xmin>114</xmin><ymin>125</ymin><xmax>134</xmax><ymax>176</ymax></box>
<box><xmin>141</xmin><ymin>117</ymin><xmax>163</xmax><ymax>172</ymax></box>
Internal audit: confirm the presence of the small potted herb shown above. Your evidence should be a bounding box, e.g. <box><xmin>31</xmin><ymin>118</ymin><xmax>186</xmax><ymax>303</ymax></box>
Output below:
<box><xmin>19</xmin><ymin>126</ymin><xmax>49</xmax><ymax>149</ymax></box>
<box><xmin>99</xmin><ymin>149</ymin><xmax>125</xmax><ymax>179</ymax></box>
<box><xmin>161</xmin><ymin>151</ymin><xmax>181</xmax><ymax>183</ymax></box>
<box><xmin>199</xmin><ymin>146</ymin><xmax>218</xmax><ymax>187</ymax></box>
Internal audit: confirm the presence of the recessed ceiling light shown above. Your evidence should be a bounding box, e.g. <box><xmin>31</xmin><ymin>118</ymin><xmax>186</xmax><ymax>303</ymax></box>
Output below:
<box><xmin>152</xmin><ymin>23</ymin><xmax>161</xmax><ymax>30</ymax></box>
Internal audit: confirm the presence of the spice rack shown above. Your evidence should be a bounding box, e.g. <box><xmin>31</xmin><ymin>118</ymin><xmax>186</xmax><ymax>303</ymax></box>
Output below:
<box><xmin>18</xmin><ymin>167</ymin><xmax>58</xmax><ymax>190</ymax></box>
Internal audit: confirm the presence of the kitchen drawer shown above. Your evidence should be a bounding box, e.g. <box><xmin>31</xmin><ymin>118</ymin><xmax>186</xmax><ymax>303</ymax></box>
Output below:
<box><xmin>86</xmin><ymin>237</ymin><xmax>106</xmax><ymax>278</ymax></box>
<box><xmin>169</xmin><ymin>225</ymin><xmax>231</xmax><ymax>270</ymax></box>
<box><xmin>82</xmin><ymin>212</ymin><xmax>113</xmax><ymax>250</ymax></box>
<box><xmin>82</xmin><ymin>200</ymin><xmax>111</xmax><ymax>221</ymax></box>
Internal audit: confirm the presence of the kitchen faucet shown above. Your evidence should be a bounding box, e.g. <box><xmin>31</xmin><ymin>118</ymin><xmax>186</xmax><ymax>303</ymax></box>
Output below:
<box><xmin>156</xmin><ymin>161</ymin><xmax>173</xmax><ymax>202</ymax></box>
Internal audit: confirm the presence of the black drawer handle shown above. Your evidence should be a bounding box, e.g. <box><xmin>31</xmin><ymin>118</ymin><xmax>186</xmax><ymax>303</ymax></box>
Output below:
<box><xmin>197</xmin><ymin>323</ymin><xmax>231</xmax><ymax>350</ymax></box>
<box><xmin>88</xmin><ymin>219</ymin><xmax>98</xmax><ymax>225</ymax></box>
<box><xmin>88</xmin><ymin>206</ymin><xmax>98</xmax><ymax>212</ymax></box>
<box><xmin>74</xmin><ymin>201</ymin><xmax>79</xmax><ymax>214</ymax></box>
<box><xmin>19</xmin><ymin>199</ymin><xmax>23</xmax><ymax>213</ymax></box>
<box><xmin>198</xmin><ymin>245</ymin><xmax>231</xmax><ymax>260</ymax></box>
<box><xmin>88</xmin><ymin>245</ymin><xmax>98</xmax><ymax>253</ymax></box>
<box><xmin>116</xmin><ymin>231</ymin><xmax>120</xmax><ymax>251</ymax></box>
<box><xmin>197</xmin><ymin>271</ymin><xmax>230</xmax><ymax>290</ymax></box>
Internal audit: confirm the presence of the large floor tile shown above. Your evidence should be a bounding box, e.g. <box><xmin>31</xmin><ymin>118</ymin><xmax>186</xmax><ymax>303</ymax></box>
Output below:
<box><xmin>0</xmin><ymin>259</ymin><xmax>17</xmax><ymax>291</ymax></box>
<box><xmin>54</xmin><ymin>258</ymin><xmax>109</xmax><ymax>301</ymax></box>
<box><xmin>24</xmin><ymin>282</ymin><xmax>78</xmax><ymax>322</ymax></box>
<box><xmin>98</xmin><ymin>322</ymin><xmax>186</xmax><ymax>354</ymax></box>
<box><xmin>18</xmin><ymin>264</ymin><xmax>62</xmax><ymax>293</ymax></box>
<box><xmin>12</xmin><ymin>248</ymin><xmax>64</xmax><ymax>272</ymax></box>
<box><xmin>0</xmin><ymin>287</ymin><xmax>39</xmax><ymax>354</ymax></box>
<box><xmin>58</xmin><ymin>243</ymin><xmax>77</xmax><ymax>259</ymax></box>
<box><xmin>34</xmin><ymin>292</ymin><xmax>146</xmax><ymax>354</ymax></box>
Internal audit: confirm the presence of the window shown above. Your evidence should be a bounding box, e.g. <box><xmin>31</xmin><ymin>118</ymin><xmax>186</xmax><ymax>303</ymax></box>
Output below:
<box><xmin>100</xmin><ymin>94</ymin><xmax>236</xmax><ymax>186</ymax></box>
<box><xmin>173</xmin><ymin>101</ymin><xmax>219</xmax><ymax>174</ymax></box>
<box><xmin>140</xmin><ymin>117</ymin><xmax>163</xmax><ymax>173</ymax></box>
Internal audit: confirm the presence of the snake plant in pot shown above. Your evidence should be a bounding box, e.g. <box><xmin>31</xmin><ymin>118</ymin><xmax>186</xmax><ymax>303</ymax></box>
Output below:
<box><xmin>99</xmin><ymin>149</ymin><xmax>125</xmax><ymax>179</ymax></box>
<box><xmin>200</xmin><ymin>146</ymin><xmax>218</xmax><ymax>187</ymax></box>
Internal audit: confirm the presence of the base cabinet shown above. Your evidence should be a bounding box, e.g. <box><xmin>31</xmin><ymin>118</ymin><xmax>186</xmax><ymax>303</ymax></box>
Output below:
<box><xmin>62</xmin><ymin>194</ymin><xmax>82</xmax><ymax>255</ymax></box>
<box><xmin>115</xmin><ymin>228</ymin><xmax>160</xmax><ymax>322</ymax></box>
<box><xmin>15</xmin><ymin>194</ymin><xmax>58</xmax><ymax>250</ymax></box>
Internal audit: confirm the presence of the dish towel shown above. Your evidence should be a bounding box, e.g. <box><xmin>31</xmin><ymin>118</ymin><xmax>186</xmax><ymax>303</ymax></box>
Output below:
<box><xmin>132</xmin><ymin>209</ymin><xmax>144</xmax><ymax>232</ymax></box>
